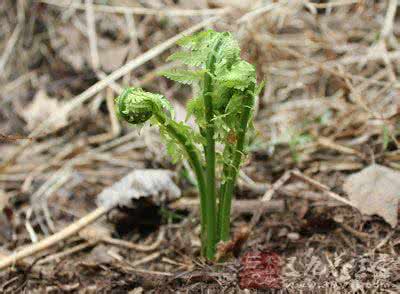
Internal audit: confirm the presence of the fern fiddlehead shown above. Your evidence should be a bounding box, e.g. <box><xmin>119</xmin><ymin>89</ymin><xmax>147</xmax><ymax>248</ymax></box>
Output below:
<box><xmin>116</xmin><ymin>88</ymin><xmax>166</xmax><ymax>124</ymax></box>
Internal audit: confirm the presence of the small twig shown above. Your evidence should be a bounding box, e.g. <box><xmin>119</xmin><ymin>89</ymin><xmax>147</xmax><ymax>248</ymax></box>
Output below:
<box><xmin>31</xmin><ymin>168</ymin><xmax>72</xmax><ymax>233</ymax></box>
<box><xmin>0</xmin><ymin>23</ymin><xmax>22</xmax><ymax>76</ymax></box>
<box><xmin>250</xmin><ymin>171</ymin><xmax>291</xmax><ymax>228</ymax></box>
<box><xmin>290</xmin><ymin>170</ymin><xmax>356</xmax><ymax>208</ymax></box>
<box><xmin>338</xmin><ymin>222</ymin><xmax>370</xmax><ymax>241</ymax></box>
<box><xmin>261</xmin><ymin>170</ymin><xmax>292</xmax><ymax>202</ymax></box>
<box><xmin>102</xmin><ymin>228</ymin><xmax>165</xmax><ymax>252</ymax></box>
<box><xmin>161</xmin><ymin>257</ymin><xmax>190</xmax><ymax>269</ymax></box>
<box><xmin>37</xmin><ymin>241</ymin><xmax>95</xmax><ymax>265</ymax></box>
<box><xmin>123</xmin><ymin>12</ymin><xmax>139</xmax><ymax>85</ymax></box>
<box><xmin>381</xmin><ymin>0</ymin><xmax>397</xmax><ymax>39</ymax></box>
<box><xmin>374</xmin><ymin>231</ymin><xmax>395</xmax><ymax>251</ymax></box>
<box><xmin>239</xmin><ymin>170</ymin><xmax>269</xmax><ymax>193</ymax></box>
<box><xmin>130</xmin><ymin>252</ymin><xmax>161</xmax><ymax>267</ymax></box>
<box><xmin>107</xmin><ymin>250</ymin><xmax>171</xmax><ymax>275</ymax></box>
<box><xmin>85</xmin><ymin>0</ymin><xmax>100</xmax><ymax>70</ymax></box>
<box><xmin>87</xmin><ymin>88</ymin><xmax>121</xmax><ymax>144</ymax></box>
<box><xmin>25</xmin><ymin>208</ymin><xmax>38</xmax><ymax>243</ymax></box>
<box><xmin>317</xmin><ymin>137</ymin><xmax>365</xmax><ymax>159</ymax></box>
<box><xmin>238</xmin><ymin>3</ymin><xmax>279</xmax><ymax>23</ymax></box>
<box><xmin>250</xmin><ymin>169</ymin><xmax>357</xmax><ymax>228</ymax></box>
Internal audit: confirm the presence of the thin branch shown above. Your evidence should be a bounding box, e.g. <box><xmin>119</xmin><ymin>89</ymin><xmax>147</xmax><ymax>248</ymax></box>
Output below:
<box><xmin>85</xmin><ymin>0</ymin><xmax>100</xmax><ymax>70</ymax></box>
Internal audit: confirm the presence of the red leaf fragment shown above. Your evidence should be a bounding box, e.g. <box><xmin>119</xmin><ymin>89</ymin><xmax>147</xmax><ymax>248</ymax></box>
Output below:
<box><xmin>239</xmin><ymin>251</ymin><xmax>282</xmax><ymax>289</ymax></box>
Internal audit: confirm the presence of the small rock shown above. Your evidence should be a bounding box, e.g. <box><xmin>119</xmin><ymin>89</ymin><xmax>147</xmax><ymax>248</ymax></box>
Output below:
<box><xmin>278</xmin><ymin>227</ymin><xmax>288</xmax><ymax>237</ymax></box>
<box><xmin>287</xmin><ymin>232</ymin><xmax>300</xmax><ymax>241</ymax></box>
<box><xmin>129</xmin><ymin>287</ymin><xmax>143</xmax><ymax>294</ymax></box>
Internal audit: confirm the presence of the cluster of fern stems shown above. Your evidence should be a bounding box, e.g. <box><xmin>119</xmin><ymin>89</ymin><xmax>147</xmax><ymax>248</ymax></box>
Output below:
<box><xmin>115</xmin><ymin>30</ymin><xmax>261</xmax><ymax>260</ymax></box>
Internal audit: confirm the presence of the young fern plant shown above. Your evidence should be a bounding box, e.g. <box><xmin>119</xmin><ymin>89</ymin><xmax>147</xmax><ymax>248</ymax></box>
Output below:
<box><xmin>115</xmin><ymin>30</ymin><xmax>262</xmax><ymax>260</ymax></box>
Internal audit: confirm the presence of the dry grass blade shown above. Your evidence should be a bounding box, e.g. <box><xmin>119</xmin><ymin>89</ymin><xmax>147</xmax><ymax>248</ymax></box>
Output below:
<box><xmin>0</xmin><ymin>23</ymin><xmax>22</xmax><ymax>76</ymax></box>
<box><xmin>39</xmin><ymin>0</ymin><xmax>229</xmax><ymax>16</ymax></box>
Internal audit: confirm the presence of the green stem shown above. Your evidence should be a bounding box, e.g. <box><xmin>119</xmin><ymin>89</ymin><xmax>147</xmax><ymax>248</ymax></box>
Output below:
<box><xmin>218</xmin><ymin>88</ymin><xmax>255</xmax><ymax>241</ymax></box>
<box><xmin>201</xmin><ymin>36</ymin><xmax>227</xmax><ymax>258</ymax></box>
<box><xmin>202</xmin><ymin>79</ymin><xmax>217</xmax><ymax>257</ymax></box>
<box><xmin>217</xmin><ymin>144</ymin><xmax>231</xmax><ymax>237</ymax></box>
<box><xmin>154</xmin><ymin>113</ymin><xmax>209</xmax><ymax>257</ymax></box>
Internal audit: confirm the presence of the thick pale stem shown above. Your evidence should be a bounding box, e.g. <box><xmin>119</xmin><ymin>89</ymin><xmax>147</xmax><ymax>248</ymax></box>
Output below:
<box><xmin>218</xmin><ymin>88</ymin><xmax>255</xmax><ymax>241</ymax></box>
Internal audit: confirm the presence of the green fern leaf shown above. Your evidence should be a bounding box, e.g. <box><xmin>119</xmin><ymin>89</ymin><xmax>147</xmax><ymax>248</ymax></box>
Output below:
<box><xmin>214</xmin><ymin>33</ymin><xmax>240</xmax><ymax>65</ymax></box>
<box><xmin>166</xmin><ymin>51</ymin><xmax>208</xmax><ymax>67</ymax></box>
<box><xmin>186</xmin><ymin>96</ymin><xmax>206</xmax><ymax>127</ymax></box>
<box><xmin>159</xmin><ymin>119</ymin><xmax>205</xmax><ymax>163</ymax></box>
<box><xmin>161</xmin><ymin>69</ymin><xmax>205</xmax><ymax>85</ymax></box>
<box><xmin>215</xmin><ymin>60</ymin><xmax>256</xmax><ymax>91</ymax></box>
<box><xmin>177</xmin><ymin>30</ymin><xmax>218</xmax><ymax>50</ymax></box>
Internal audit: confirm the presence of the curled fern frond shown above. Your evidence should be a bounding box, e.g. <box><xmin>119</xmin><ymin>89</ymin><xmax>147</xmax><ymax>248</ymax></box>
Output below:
<box><xmin>115</xmin><ymin>87</ymin><xmax>173</xmax><ymax>124</ymax></box>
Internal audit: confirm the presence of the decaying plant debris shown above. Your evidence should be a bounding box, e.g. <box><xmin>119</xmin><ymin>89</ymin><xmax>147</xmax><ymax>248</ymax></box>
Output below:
<box><xmin>0</xmin><ymin>0</ymin><xmax>399</xmax><ymax>292</ymax></box>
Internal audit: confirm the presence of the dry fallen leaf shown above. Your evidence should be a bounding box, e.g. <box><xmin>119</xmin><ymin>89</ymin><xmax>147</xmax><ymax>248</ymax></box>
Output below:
<box><xmin>96</xmin><ymin>169</ymin><xmax>181</xmax><ymax>209</ymax></box>
<box><xmin>56</xmin><ymin>24</ymin><xmax>129</xmax><ymax>72</ymax></box>
<box><xmin>343</xmin><ymin>164</ymin><xmax>400</xmax><ymax>228</ymax></box>
<box><xmin>56</xmin><ymin>25</ymin><xmax>89</xmax><ymax>71</ymax></box>
<box><xmin>85</xmin><ymin>244</ymin><xmax>115</xmax><ymax>264</ymax></box>
<box><xmin>99</xmin><ymin>45</ymin><xmax>129</xmax><ymax>72</ymax></box>
<box><xmin>21</xmin><ymin>89</ymin><xmax>68</xmax><ymax>131</ymax></box>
